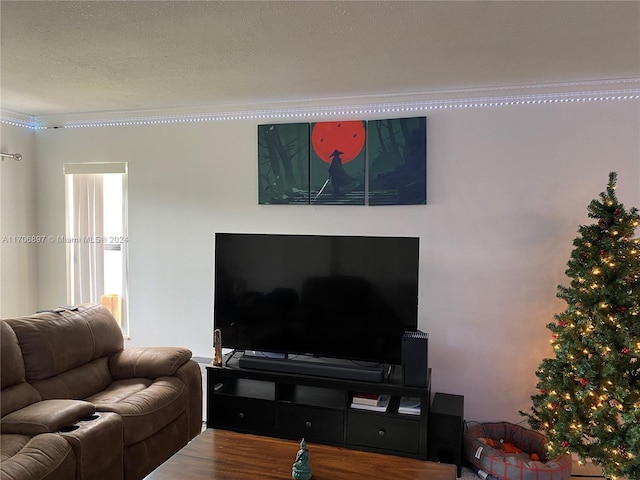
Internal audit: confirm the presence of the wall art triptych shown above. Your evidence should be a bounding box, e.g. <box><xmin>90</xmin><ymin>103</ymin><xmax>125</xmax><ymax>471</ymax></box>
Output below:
<box><xmin>257</xmin><ymin>117</ymin><xmax>426</xmax><ymax>205</ymax></box>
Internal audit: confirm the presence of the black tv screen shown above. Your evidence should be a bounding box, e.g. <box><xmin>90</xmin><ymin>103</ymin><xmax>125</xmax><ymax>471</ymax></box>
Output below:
<box><xmin>214</xmin><ymin>233</ymin><xmax>419</xmax><ymax>365</ymax></box>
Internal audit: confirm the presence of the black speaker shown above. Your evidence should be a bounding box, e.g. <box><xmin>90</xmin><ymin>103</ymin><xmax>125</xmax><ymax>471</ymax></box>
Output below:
<box><xmin>401</xmin><ymin>330</ymin><xmax>428</xmax><ymax>387</ymax></box>
<box><xmin>428</xmin><ymin>393</ymin><xmax>464</xmax><ymax>477</ymax></box>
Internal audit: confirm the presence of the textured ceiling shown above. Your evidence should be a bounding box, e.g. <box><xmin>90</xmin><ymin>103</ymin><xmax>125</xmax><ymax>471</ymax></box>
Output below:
<box><xmin>1</xmin><ymin>1</ymin><xmax>639</xmax><ymax>117</ymax></box>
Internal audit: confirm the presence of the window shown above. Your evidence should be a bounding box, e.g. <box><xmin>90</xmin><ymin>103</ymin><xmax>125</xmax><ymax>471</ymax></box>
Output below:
<box><xmin>64</xmin><ymin>162</ymin><xmax>129</xmax><ymax>335</ymax></box>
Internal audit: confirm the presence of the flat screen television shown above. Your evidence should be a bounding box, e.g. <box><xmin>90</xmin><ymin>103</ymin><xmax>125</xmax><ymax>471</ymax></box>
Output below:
<box><xmin>214</xmin><ymin>233</ymin><xmax>419</xmax><ymax>365</ymax></box>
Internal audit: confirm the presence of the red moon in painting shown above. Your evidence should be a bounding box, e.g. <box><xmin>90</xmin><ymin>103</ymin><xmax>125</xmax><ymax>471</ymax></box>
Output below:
<box><xmin>311</xmin><ymin>121</ymin><xmax>366</xmax><ymax>164</ymax></box>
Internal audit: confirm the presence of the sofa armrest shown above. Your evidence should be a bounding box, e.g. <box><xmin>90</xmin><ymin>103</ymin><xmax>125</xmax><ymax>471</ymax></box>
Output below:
<box><xmin>108</xmin><ymin>347</ymin><xmax>192</xmax><ymax>380</ymax></box>
<box><xmin>0</xmin><ymin>399</ymin><xmax>95</xmax><ymax>435</ymax></box>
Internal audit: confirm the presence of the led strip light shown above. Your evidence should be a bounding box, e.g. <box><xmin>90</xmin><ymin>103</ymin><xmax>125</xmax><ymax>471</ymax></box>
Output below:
<box><xmin>2</xmin><ymin>87</ymin><xmax>639</xmax><ymax>130</ymax></box>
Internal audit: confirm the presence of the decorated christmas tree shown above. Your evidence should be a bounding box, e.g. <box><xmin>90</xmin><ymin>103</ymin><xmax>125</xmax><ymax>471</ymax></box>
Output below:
<box><xmin>521</xmin><ymin>172</ymin><xmax>640</xmax><ymax>480</ymax></box>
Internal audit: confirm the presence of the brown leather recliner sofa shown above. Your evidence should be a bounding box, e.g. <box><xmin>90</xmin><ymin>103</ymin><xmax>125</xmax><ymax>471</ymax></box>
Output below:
<box><xmin>0</xmin><ymin>303</ymin><xmax>202</xmax><ymax>480</ymax></box>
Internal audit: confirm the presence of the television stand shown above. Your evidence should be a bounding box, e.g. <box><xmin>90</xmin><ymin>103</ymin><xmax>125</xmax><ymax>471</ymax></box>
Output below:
<box><xmin>238</xmin><ymin>352</ymin><xmax>385</xmax><ymax>383</ymax></box>
<box><xmin>207</xmin><ymin>355</ymin><xmax>431</xmax><ymax>459</ymax></box>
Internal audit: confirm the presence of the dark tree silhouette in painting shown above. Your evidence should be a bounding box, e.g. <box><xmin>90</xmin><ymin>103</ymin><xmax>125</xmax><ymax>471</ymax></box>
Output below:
<box><xmin>368</xmin><ymin>117</ymin><xmax>426</xmax><ymax>205</ymax></box>
<box><xmin>258</xmin><ymin>123</ymin><xmax>309</xmax><ymax>204</ymax></box>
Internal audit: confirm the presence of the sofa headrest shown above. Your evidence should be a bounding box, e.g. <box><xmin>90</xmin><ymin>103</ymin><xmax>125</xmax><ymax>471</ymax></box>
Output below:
<box><xmin>1</xmin><ymin>321</ymin><xmax>26</xmax><ymax>389</ymax></box>
<box><xmin>4</xmin><ymin>304</ymin><xmax>124</xmax><ymax>382</ymax></box>
<box><xmin>1</xmin><ymin>320</ymin><xmax>42</xmax><ymax>417</ymax></box>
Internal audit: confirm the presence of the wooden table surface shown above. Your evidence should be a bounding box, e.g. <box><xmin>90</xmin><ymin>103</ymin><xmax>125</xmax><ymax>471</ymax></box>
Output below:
<box><xmin>145</xmin><ymin>429</ymin><xmax>457</xmax><ymax>480</ymax></box>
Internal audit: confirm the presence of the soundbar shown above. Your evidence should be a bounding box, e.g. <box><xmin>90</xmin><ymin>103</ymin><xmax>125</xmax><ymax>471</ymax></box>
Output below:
<box><xmin>238</xmin><ymin>353</ymin><xmax>385</xmax><ymax>382</ymax></box>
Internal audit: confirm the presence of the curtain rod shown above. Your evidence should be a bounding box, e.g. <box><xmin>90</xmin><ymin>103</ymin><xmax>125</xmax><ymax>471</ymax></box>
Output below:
<box><xmin>1</xmin><ymin>152</ymin><xmax>22</xmax><ymax>161</ymax></box>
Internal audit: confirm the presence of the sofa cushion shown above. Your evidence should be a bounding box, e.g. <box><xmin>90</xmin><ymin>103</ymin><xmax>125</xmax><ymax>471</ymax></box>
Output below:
<box><xmin>1</xmin><ymin>322</ymin><xmax>25</xmax><ymax>389</ymax></box>
<box><xmin>5</xmin><ymin>304</ymin><xmax>123</xmax><ymax>383</ymax></box>
<box><xmin>0</xmin><ymin>433</ymin><xmax>76</xmax><ymax>480</ymax></box>
<box><xmin>0</xmin><ymin>383</ymin><xmax>42</xmax><ymax>421</ymax></box>
<box><xmin>1</xmin><ymin>400</ymin><xmax>95</xmax><ymax>436</ymax></box>
<box><xmin>0</xmin><ymin>322</ymin><xmax>41</xmax><ymax>418</ymax></box>
<box><xmin>84</xmin><ymin>378</ymin><xmax>151</xmax><ymax>405</ymax></box>
<box><xmin>87</xmin><ymin>377</ymin><xmax>187</xmax><ymax>445</ymax></box>
<box><xmin>30</xmin><ymin>358</ymin><xmax>112</xmax><ymax>401</ymax></box>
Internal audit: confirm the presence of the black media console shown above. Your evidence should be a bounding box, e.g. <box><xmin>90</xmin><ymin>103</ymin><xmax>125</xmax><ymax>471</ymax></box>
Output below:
<box><xmin>207</xmin><ymin>352</ymin><xmax>431</xmax><ymax>459</ymax></box>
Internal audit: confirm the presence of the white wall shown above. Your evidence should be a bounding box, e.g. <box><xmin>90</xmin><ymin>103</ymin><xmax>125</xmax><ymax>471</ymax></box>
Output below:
<box><xmin>24</xmin><ymin>97</ymin><xmax>640</xmax><ymax>422</ymax></box>
<box><xmin>0</xmin><ymin>123</ymin><xmax>37</xmax><ymax>316</ymax></box>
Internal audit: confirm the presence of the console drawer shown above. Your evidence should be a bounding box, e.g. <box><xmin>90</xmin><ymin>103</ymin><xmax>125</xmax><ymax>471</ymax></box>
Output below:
<box><xmin>277</xmin><ymin>404</ymin><xmax>343</xmax><ymax>444</ymax></box>
<box><xmin>211</xmin><ymin>396</ymin><xmax>276</xmax><ymax>433</ymax></box>
<box><xmin>346</xmin><ymin>411</ymin><xmax>420</xmax><ymax>454</ymax></box>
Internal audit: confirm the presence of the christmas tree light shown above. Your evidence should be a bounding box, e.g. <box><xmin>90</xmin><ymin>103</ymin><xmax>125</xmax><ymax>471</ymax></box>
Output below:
<box><xmin>521</xmin><ymin>172</ymin><xmax>640</xmax><ymax>480</ymax></box>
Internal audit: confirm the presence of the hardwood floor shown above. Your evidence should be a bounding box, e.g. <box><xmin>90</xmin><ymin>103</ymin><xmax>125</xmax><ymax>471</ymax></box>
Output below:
<box><xmin>570</xmin><ymin>459</ymin><xmax>610</xmax><ymax>480</ymax></box>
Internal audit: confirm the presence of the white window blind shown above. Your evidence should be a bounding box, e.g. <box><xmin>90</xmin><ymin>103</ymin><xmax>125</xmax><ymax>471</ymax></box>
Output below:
<box><xmin>64</xmin><ymin>162</ymin><xmax>129</xmax><ymax>335</ymax></box>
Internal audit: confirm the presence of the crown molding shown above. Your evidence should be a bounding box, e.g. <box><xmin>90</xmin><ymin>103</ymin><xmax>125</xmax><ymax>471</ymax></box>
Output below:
<box><xmin>2</xmin><ymin>78</ymin><xmax>639</xmax><ymax>130</ymax></box>
<box><xmin>0</xmin><ymin>110</ymin><xmax>37</xmax><ymax>129</ymax></box>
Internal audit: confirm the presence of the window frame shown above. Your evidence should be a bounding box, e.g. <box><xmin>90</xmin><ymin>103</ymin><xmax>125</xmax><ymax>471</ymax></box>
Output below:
<box><xmin>64</xmin><ymin>162</ymin><xmax>129</xmax><ymax>335</ymax></box>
